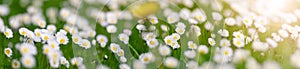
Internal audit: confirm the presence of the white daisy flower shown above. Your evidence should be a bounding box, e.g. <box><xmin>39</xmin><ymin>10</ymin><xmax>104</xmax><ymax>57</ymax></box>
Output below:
<box><xmin>42</xmin><ymin>45</ymin><xmax>52</xmax><ymax>55</ymax></box>
<box><xmin>232</xmin><ymin>49</ymin><xmax>250</xmax><ymax>63</ymax></box>
<box><xmin>47</xmin><ymin>51</ymin><xmax>62</xmax><ymax>60</ymax></box>
<box><xmin>164</xmin><ymin>36</ymin><xmax>175</xmax><ymax>45</ymax></box>
<box><xmin>220</xmin><ymin>38</ymin><xmax>231</xmax><ymax>47</ymax></box>
<box><xmin>110</xmin><ymin>43</ymin><xmax>120</xmax><ymax>53</ymax></box>
<box><xmin>117</xmin><ymin>49</ymin><xmax>124</xmax><ymax>57</ymax></box>
<box><xmin>167</xmin><ymin>13</ymin><xmax>180</xmax><ymax>24</ymax></box>
<box><xmin>198</xmin><ymin>45</ymin><xmax>208</xmax><ymax>54</ymax></box>
<box><xmin>258</xmin><ymin>26</ymin><xmax>266</xmax><ymax>33</ymax></box>
<box><xmin>218</xmin><ymin>29</ymin><xmax>229</xmax><ymax>37</ymax></box>
<box><xmin>56</xmin><ymin>35</ymin><xmax>69</xmax><ymax>45</ymax></box>
<box><xmin>97</xmin><ymin>64</ymin><xmax>110</xmax><ymax>69</ymax></box>
<box><xmin>60</xmin><ymin>8</ymin><xmax>71</xmax><ymax>19</ymax></box>
<box><xmin>246</xmin><ymin>57</ymin><xmax>261</xmax><ymax>69</ymax></box>
<box><xmin>205</xmin><ymin>22</ymin><xmax>214</xmax><ymax>31</ymax></box>
<box><xmin>106</xmin><ymin>12</ymin><xmax>118</xmax><ymax>24</ymax></box>
<box><xmin>60</xmin><ymin>57</ymin><xmax>70</xmax><ymax>68</ymax></box>
<box><xmin>146</xmin><ymin>39</ymin><xmax>159</xmax><ymax>48</ymax></box>
<box><xmin>119</xmin><ymin>64</ymin><xmax>130</xmax><ymax>69</ymax></box>
<box><xmin>133</xmin><ymin>60</ymin><xmax>146</xmax><ymax>69</ymax></box>
<box><xmin>3</xmin><ymin>28</ymin><xmax>13</xmax><ymax>38</ymax></box>
<box><xmin>72</xmin><ymin>34</ymin><xmax>82</xmax><ymax>44</ymax></box>
<box><xmin>34</xmin><ymin>29</ymin><xmax>42</xmax><ymax>37</ymax></box>
<box><xmin>96</xmin><ymin>35</ymin><xmax>108</xmax><ymax>47</ymax></box>
<box><xmin>262</xmin><ymin>61</ymin><xmax>281</xmax><ymax>69</ymax></box>
<box><xmin>208</xmin><ymin>38</ymin><xmax>216</xmax><ymax>46</ymax></box>
<box><xmin>123</xmin><ymin>29</ymin><xmax>132</xmax><ymax>36</ymax></box>
<box><xmin>120</xmin><ymin>56</ymin><xmax>127</xmax><ymax>63</ymax></box>
<box><xmin>12</xmin><ymin>59</ymin><xmax>20</xmax><ymax>68</ymax></box>
<box><xmin>176</xmin><ymin>22</ymin><xmax>186</xmax><ymax>29</ymax></box>
<box><xmin>106</xmin><ymin>25</ymin><xmax>117</xmax><ymax>33</ymax></box>
<box><xmin>169</xmin><ymin>41</ymin><xmax>180</xmax><ymax>49</ymax></box>
<box><xmin>47</xmin><ymin>40</ymin><xmax>60</xmax><ymax>50</ymax></box>
<box><xmin>161</xmin><ymin>25</ymin><xmax>168</xmax><ymax>32</ymax></box>
<box><xmin>19</xmin><ymin>27</ymin><xmax>30</xmax><ymax>36</ymax></box>
<box><xmin>192</xmin><ymin>9</ymin><xmax>206</xmax><ymax>22</ymax></box>
<box><xmin>171</xmin><ymin>33</ymin><xmax>180</xmax><ymax>40</ymax></box>
<box><xmin>271</xmin><ymin>33</ymin><xmax>283</xmax><ymax>42</ymax></box>
<box><xmin>242</xmin><ymin>17</ymin><xmax>253</xmax><ymax>27</ymax></box>
<box><xmin>37</xmin><ymin>20</ymin><xmax>46</xmax><ymax>28</ymax></box>
<box><xmin>225</xmin><ymin>17</ymin><xmax>236</xmax><ymax>26</ymax></box>
<box><xmin>0</xmin><ymin>5</ymin><xmax>9</xmax><ymax>16</ymax></box>
<box><xmin>71</xmin><ymin>57</ymin><xmax>83</xmax><ymax>66</ymax></box>
<box><xmin>143</xmin><ymin>33</ymin><xmax>156</xmax><ymax>41</ymax></box>
<box><xmin>278</xmin><ymin>29</ymin><xmax>289</xmax><ymax>38</ymax></box>
<box><xmin>176</xmin><ymin>27</ymin><xmax>185</xmax><ymax>35</ymax></box>
<box><xmin>214</xmin><ymin>54</ymin><xmax>230</xmax><ymax>63</ymax></box>
<box><xmin>186</xmin><ymin>61</ymin><xmax>199</xmax><ymax>69</ymax></box>
<box><xmin>188</xmin><ymin>41</ymin><xmax>197</xmax><ymax>49</ymax></box>
<box><xmin>148</xmin><ymin>15</ymin><xmax>158</xmax><ymax>24</ymax></box>
<box><xmin>179</xmin><ymin>8</ymin><xmax>191</xmax><ymax>20</ymax></box>
<box><xmin>220</xmin><ymin>47</ymin><xmax>233</xmax><ymax>57</ymax></box>
<box><xmin>233</xmin><ymin>31</ymin><xmax>245</xmax><ymax>39</ymax></box>
<box><xmin>266</xmin><ymin>38</ymin><xmax>278</xmax><ymax>48</ymax></box>
<box><xmin>184</xmin><ymin>50</ymin><xmax>196</xmax><ymax>59</ymax></box>
<box><xmin>190</xmin><ymin>25</ymin><xmax>201</xmax><ymax>36</ymax></box>
<box><xmin>212</xmin><ymin>12</ymin><xmax>222</xmax><ymax>21</ymax></box>
<box><xmin>252</xmin><ymin>40</ymin><xmax>269</xmax><ymax>52</ymax></box>
<box><xmin>49</xmin><ymin>58</ymin><xmax>60</xmax><ymax>68</ymax></box>
<box><xmin>19</xmin><ymin>43</ymin><xmax>37</xmax><ymax>56</ymax></box>
<box><xmin>80</xmin><ymin>39</ymin><xmax>91</xmax><ymax>49</ymax></box>
<box><xmin>4</xmin><ymin>48</ymin><xmax>12</xmax><ymax>57</ymax></box>
<box><xmin>118</xmin><ymin>33</ymin><xmax>129</xmax><ymax>44</ymax></box>
<box><xmin>188</xmin><ymin>18</ymin><xmax>198</xmax><ymax>24</ymax></box>
<box><xmin>21</xmin><ymin>55</ymin><xmax>36</xmax><ymax>68</ymax></box>
<box><xmin>41</xmin><ymin>33</ymin><xmax>54</xmax><ymax>41</ymax></box>
<box><xmin>139</xmin><ymin>52</ymin><xmax>155</xmax><ymax>64</ymax></box>
<box><xmin>233</xmin><ymin>38</ymin><xmax>245</xmax><ymax>48</ymax></box>
<box><xmin>164</xmin><ymin>57</ymin><xmax>178</xmax><ymax>68</ymax></box>
<box><xmin>183</xmin><ymin>0</ymin><xmax>194</xmax><ymax>8</ymax></box>
<box><xmin>159</xmin><ymin>45</ymin><xmax>171</xmax><ymax>56</ymax></box>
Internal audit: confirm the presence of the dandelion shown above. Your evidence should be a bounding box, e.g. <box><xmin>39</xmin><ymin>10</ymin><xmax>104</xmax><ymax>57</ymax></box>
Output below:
<box><xmin>118</xmin><ymin>33</ymin><xmax>129</xmax><ymax>44</ymax></box>
<box><xmin>80</xmin><ymin>39</ymin><xmax>91</xmax><ymax>49</ymax></box>
<box><xmin>21</xmin><ymin>56</ymin><xmax>36</xmax><ymax>68</ymax></box>
<box><xmin>119</xmin><ymin>64</ymin><xmax>130</xmax><ymax>69</ymax></box>
<box><xmin>146</xmin><ymin>39</ymin><xmax>159</xmax><ymax>48</ymax></box>
<box><xmin>220</xmin><ymin>38</ymin><xmax>231</xmax><ymax>47</ymax></box>
<box><xmin>164</xmin><ymin>57</ymin><xmax>178</xmax><ymax>68</ymax></box>
<box><xmin>188</xmin><ymin>41</ymin><xmax>197</xmax><ymax>49</ymax></box>
<box><xmin>106</xmin><ymin>25</ymin><xmax>117</xmax><ymax>33</ymax></box>
<box><xmin>110</xmin><ymin>43</ymin><xmax>120</xmax><ymax>53</ymax></box>
<box><xmin>12</xmin><ymin>59</ymin><xmax>20</xmax><ymax>68</ymax></box>
<box><xmin>198</xmin><ymin>45</ymin><xmax>208</xmax><ymax>54</ymax></box>
<box><xmin>184</xmin><ymin>50</ymin><xmax>196</xmax><ymax>59</ymax></box>
<box><xmin>4</xmin><ymin>48</ymin><xmax>12</xmax><ymax>57</ymax></box>
<box><xmin>96</xmin><ymin>35</ymin><xmax>108</xmax><ymax>47</ymax></box>
<box><xmin>159</xmin><ymin>45</ymin><xmax>171</xmax><ymax>56</ymax></box>
<box><xmin>139</xmin><ymin>52</ymin><xmax>155</xmax><ymax>64</ymax></box>
<box><xmin>208</xmin><ymin>38</ymin><xmax>216</xmax><ymax>46</ymax></box>
<box><xmin>233</xmin><ymin>38</ymin><xmax>245</xmax><ymax>48</ymax></box>
<box><xmin>3</xmin><ymin>28</ymin><xmax>13</xmax><ymax>38</ymax></box>
<box><xmin>71</xmin><ymin>57</ymin><xmax>83</xmax><ymax>66</ymax></box>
